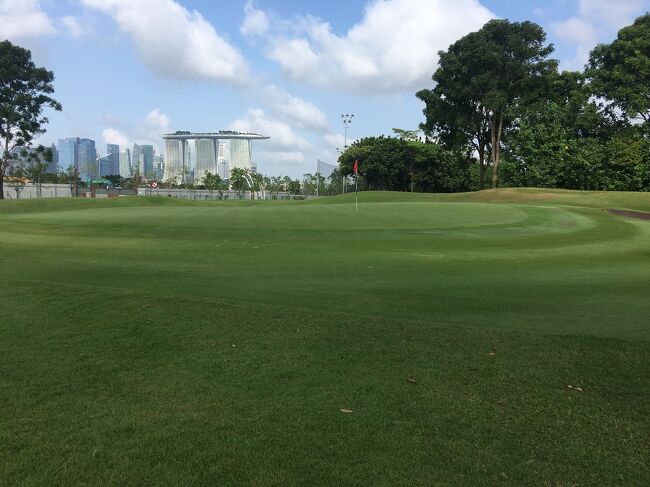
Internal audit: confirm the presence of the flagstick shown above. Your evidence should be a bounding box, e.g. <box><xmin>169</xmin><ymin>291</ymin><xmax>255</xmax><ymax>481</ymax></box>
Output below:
<box><xmin>355</xmin><ymin>172</ymin><xmax>358</xmax><ymax>212</ymax></box>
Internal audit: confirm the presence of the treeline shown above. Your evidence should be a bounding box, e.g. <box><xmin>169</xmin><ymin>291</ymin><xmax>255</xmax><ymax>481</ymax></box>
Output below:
<box><xmin>339</xmin><ymin>14</ymin><xmax>650</xmax><ymax>193</ymax></box>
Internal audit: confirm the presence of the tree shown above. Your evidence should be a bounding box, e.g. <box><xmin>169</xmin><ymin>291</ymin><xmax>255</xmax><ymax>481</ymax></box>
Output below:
<box><xmin>229</xmin><ymin>167</ymin><xmax>250</xmax><ymax>198</ymax></box>
<box><xmin>418</xmin><ymin>20</ymin><xmax>556</xmax><ymax>188</ymax></box>
<box><xmin>338</xmin><ymin>136</ymin><xmax>473</xmax><ymax>193</ymax></box>
<box><xmin>587</xmin><ymin>14</ymin><xmax>650</xmax><ymax>127</ymax></box>
<box><xmin>0</xmin><ymin>41</ymin><xmax>61</xmax><ymax>199</ymax></box>
<box><xmin>392</xmin><ymin>128</ymin><xmax>422</xmax><ymax>141</ymax></box>
<box><xmin>203</xmin><ymin>171</ymin><xmax>223</xmax><ymax>198</ymax></box>
<box><xmin>22</xmin><ymin>145</ymin><xmax>52</xmax><ymax>198</ymax></box>
<box><xmin>417</xmin><ymin>78</ymin><xmax>491</xmax><ymax>189</ymax></box>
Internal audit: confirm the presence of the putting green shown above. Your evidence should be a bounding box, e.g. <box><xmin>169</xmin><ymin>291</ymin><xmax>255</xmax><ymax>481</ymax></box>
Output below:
<box><xmin>1</xmin><ymin>194</ymin><xmax>648</xmax><ymax>339</ymax></box>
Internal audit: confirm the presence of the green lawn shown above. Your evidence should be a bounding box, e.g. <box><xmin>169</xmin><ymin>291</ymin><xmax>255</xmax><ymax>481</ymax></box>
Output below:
<box><xmin>1</xmin><ymin>189</ymin><xmax>649</xmax><ymax>485</ymax></box>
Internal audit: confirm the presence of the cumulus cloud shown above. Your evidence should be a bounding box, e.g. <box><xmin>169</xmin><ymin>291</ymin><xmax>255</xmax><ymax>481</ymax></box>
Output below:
<box><xmin>228</xmin><ymin>108</ymin><xmax>315</xmax><ymax>174</ymax></box>
<box><xmin>262</xmin><ymin>0</ymin><xmax>495</xmax><ymax>93</ymax></box>
<box><xmin>0</xmin><ymin>0</ymin><xmax>56</xmax><ymax>39</ymax></box>
<box><xmin>102</xmin><ymin>109</ymin><xmax>172</xmax><ymax>153</ymax></box>
<box><xmin>60</xmin><ymin>16</ymin><xmax>86</xmax><ymax>38</ymax></box>
<box><xmin>262</xmin><ymin>85</ymin><xmax>329</xmax><ymax>131</ymax></box>
<box><xmin>241</xmin><ymin>1</ymin><xmax>269</xmax><ymax>38</ymax></box>
<box><xmin>552</xmin><ymin>0</ymin><xmax>647</xmax><ymax>70</ymax></box>
<box><xmin>101</xmin><ymin>127</ymin><xmax>130</xmax><ymax>148</ymax></box>
<box><xmin>231</xmin><ymin>108</ymin><xmax>311</xmax><ymax>151</ymax></box>
<box><xmin>81</xmin><ymin>0</ymin><xmax>250</xmax><ymax>85</ymax></box>
<box><xmin>578</xmin><ymin>0</ymin><xmax>646</xmax><ymax>28</ymax></box>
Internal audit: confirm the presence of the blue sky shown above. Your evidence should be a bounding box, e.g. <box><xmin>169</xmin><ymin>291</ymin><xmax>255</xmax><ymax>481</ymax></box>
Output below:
<box><xmin>2</xmin><ymin>0</ymin><xmax>649</xmax><ymax>177</ymax></box>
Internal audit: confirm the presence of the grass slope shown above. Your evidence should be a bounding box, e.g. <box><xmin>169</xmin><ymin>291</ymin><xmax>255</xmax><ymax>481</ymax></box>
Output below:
<box><xmin>1</xmin><ymin>189</ymin><xmax>649</xmax><ymax>485</ymax></box>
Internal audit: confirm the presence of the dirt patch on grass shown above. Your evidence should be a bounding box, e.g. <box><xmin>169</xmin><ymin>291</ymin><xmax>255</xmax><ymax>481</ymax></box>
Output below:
<box><xmin>607</xmin><ymin>209</ymin><xmax>650</xmax><ymax>220</ymax></box>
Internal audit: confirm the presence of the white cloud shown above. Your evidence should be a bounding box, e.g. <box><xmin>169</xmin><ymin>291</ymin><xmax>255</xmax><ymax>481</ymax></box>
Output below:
<box><xmin>102</xmin><ymin>109</ymin><xmax>171</xmax><ymax>153</ymax></box>
<box><xmin>0</xmin><ymin>0</ymin><xmax>56</xmax><ymax>39</ymax></box>
<box><xmin>241</xmin><ymin>1</ymin><xmax>269</xmax><ymax>38</ymax></box>
<box><xmin>81</xmin><ymin>0</ymin><xmax>250</xmax><ymax>85</ymax></box>
<box><xmin>229</xmin><ymin>108</ymin><xmax>313</xmax><ymax>174</ymax></box>
<box><xmin>136</xmin><ymin>109</ymin><xmax>172</xmax><ymax>151</ymax></box>
<box><xmin>323</xmin><ymin>133</ymin><xmax>346</xmax><ymax>149</ymax></box>
<box><xmin>60</xmin><ymin>16</ymin><xmax>86</xmax><ymax>38</ymax></box>
<box><xmin>552</xmin><ymin>0</ymin><xmax>647</xmax><ymax>70</ymax></box>
<box><xmin>230</xmin><ymin>108</ymin><xmax>311</xmax><ymax>151</ymax></box>
<box><xmin>101</xmin><ymin>127</ymin><xmax>130</xmax><ymax>148</ymax></box>
<box><xmin>260</xmin><ymin>151</ymin><xmax>305</xmax><ymax>163</ymax></box>
<box><xmin>263</xmin><ymin>0</ymin><xmax>495</xmax><ymax>93</ymax></box>
<box><xmin>262</xmin><ymin>85</ymin><xmax>329</xmax><ymax>131</ymax></box>
<box><xmin>551</xmin><ymin>17</ymin><xmax>598</xmax><ymax>69</ymax></box>
<box><xmin>578</xmin><ymin>0</ymin><xmax>645</xmax><ymax>28</ymax></box>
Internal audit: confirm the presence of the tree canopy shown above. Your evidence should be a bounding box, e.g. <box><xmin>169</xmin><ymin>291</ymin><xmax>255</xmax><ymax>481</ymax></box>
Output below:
<box><xmin>587</xmin><ymin>14</ymin><xmax>650</xmax><ymax>126</ymax></box>
<box><xmin>418</xmin><ymin>19</ymin><xmax>557</xmax><ymax>188</ymax></box>
<box><xmin>0</xmin><ymin>40</ymin><xmax>61</xmax><ymax>199</ymax></box>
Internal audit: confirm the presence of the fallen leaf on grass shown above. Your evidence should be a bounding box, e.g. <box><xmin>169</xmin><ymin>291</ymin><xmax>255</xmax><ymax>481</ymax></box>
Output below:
<box><xmin>407</xmin><ymin>378</ymin><xmax>417</xmax><ymax>384</ymax></box>
<box><xmin>339</xmin><ymin>408</ymin><xmax>353</xmax><ymax>414</ymax></box>
<box><xmin>142</xmin><ymin>305</ymin><xmax>151</xmax><ymax>308</ymax></box>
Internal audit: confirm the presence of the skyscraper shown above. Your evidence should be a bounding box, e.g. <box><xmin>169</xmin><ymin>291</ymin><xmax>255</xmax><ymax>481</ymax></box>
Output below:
<box><xmin>132</xmin><ymin>143</ymin><xmax>142</xmax><ymax>175</ymax></box>
<box><xmin>77</xmin><ymin>138</ymin><xmax>97</xmax><ymax>179</ymax></box>
<box><xmin>163</xmin><ymin>139</ymin><xmax>189</xmax><ymax>183</ymax></box>
<box><xmin>58</xmin><ymin>138</ymin><xmax>77</xmax><ymax>172</ymax></box>
<box><xmin>140</xmin><ymin>145</ymin><xmax>154</xmax><ymax>178</ymax></box>
<box><xmin>46</xmin><ymin>143</ymin><xmax>58</xmax><ymax>173</ymax></box>
<box><xmin>230</xmin><ymin>139</ymin><xmax>252</xmax><ymax>171</ymax></box>
<box><xmin>194</xmin><ymin>138</ymin><xmax>217</xmax><ymax>182</ymax></box>
<box><xmin>119</xmin><ymin>148</ymin><xmax>132</xmax><ymax>178</ymax></box>
<box><xmin>105</xmin><ymin>144</ymin><xmax>120</xmax><ymax>176</ymax></box>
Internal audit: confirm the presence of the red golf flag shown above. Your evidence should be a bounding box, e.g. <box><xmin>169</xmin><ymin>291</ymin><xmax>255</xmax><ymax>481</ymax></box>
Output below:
<box><xmin>353</xmin><ymin>160</ymin><xmax>359</xmax><ymax>174</ymax></box>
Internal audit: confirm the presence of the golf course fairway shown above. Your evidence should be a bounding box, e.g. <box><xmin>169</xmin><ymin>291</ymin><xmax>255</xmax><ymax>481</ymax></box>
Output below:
<box><xmin>1</xmin><ymin>189</ymin><xmax>648</xmax><ymax>485</ymax></box>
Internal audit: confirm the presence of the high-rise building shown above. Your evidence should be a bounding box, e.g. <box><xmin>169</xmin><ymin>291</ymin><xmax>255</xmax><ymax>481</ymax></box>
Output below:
<box><xmin>194</xmin><ymin>138</ymin><xmax>218</xmax><ymax>182</ymax></box>
<box><xmin>119</xmin><ymin>149</ymin><xmax>131</xmax><ymax>178</ymax></box>
<box><xmin>153</xmin><ymin>154</ymin><xmax>164</xmax><ymax>180</ymax></box>
<box><xmin>131</xmin><ymin>143</ymin><xmax>142</xmax><ymax>175</ymax></box>
<box><xmin>57</xmin><ymin>138</ymin><xmax>77</xmax><ymax>172</ymax></box>
<box><xmin>163</xmin><ymin>139</ymin><xmax>189</xmax><ymax>184</ymax></box>
<box><xmin>230</xmin><ymin>139</ymin><xmax>252</xmax><ymax>171</ymax></box>
<box><xmin>140</xmin><ymin>145</ymin><xmax>154</xmax><ymax>178</ymax></box>
<box><xmin>104</xmin><ymin>144</ymin><xmax>120</xmax><ymax>176</ymax></box>
<box><xmin>77</xmin><ymin>138</ymin><xmax>97</xmax><ymax>179</ymax></box>
<box><xmin>57</xmin><ymin>137</ymin><xmax>97</xmax><ymax>178</ymax></box>
<box><xmin>46</xmin><ymin>143</ymin><xmax>58</xmax><ymax>173</ymax></box>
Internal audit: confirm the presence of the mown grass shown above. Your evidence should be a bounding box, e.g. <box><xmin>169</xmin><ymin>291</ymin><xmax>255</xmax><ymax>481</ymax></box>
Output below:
<box><xmin>1</xmin><ymin>189</ymin><xmax>649</xmax><ymax>486</ymax></box>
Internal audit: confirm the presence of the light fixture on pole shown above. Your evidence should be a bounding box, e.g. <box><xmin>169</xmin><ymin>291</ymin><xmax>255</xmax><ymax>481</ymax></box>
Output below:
<box><xmin>341</xmin><ymin>113</ymin><xmax>354</xmax><ymax>148</ymax></box>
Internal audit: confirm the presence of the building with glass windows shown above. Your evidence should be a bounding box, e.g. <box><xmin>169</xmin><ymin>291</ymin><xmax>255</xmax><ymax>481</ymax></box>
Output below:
<box><xmin>119</xmin><ymin>148</ymin><xmax>132</xmax><ymax>178</ymax></box>
<box><xmin>57</xmin><ymin>137</ymin><xmax>97</xmax><ymax>179</ymax></box>
<box><xmin>162</xmin><ymin>131</ymin><xmax>269</xmax><ymax>184</ymax></box>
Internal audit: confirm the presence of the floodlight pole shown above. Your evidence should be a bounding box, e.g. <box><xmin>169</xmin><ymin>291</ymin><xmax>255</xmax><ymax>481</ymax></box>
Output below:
<box><xmin>341</xmin><ymin>113</ymin><xmax>354</xmax><ymax>149</ymax></box>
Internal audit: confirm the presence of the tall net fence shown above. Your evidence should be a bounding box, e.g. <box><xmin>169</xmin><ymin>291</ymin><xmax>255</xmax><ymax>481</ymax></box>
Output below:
<box><xmin>304</xmin><ymin>159</ymin><xmax>350</xmax><ymax>196</ymax></box>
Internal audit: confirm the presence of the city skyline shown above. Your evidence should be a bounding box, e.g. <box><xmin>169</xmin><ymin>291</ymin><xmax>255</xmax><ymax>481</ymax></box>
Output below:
<box><xmin>2</xmin><ymin>0</ymin><xmax>649</xmax><ymax>177</ymax></box>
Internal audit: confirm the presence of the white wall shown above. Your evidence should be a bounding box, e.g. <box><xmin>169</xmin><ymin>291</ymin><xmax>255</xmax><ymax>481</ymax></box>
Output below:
<box><xmin>3</xmin><ymin>183</ymin><xmax>73</xmax><ymax>200</ymax></box>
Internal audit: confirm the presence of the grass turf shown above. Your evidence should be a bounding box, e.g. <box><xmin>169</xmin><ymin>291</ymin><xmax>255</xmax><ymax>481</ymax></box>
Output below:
<box><xmin>0</xmin><ymin>189</ymin><xmax>649</xmax><ymax>485</ymax></box>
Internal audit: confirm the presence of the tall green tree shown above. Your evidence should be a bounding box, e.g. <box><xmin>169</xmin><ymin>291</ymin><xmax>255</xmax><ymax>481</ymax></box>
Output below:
<box><xmin>22</xmin><ymin>145</ymin><xmax>52</xmax><ymax>198</ymax></box>
<box><xmin>0</xmin><ymin>41</ymin><xmax>61</xmax><ymax>199</ymax></box>
<box><xmin>418</xmin><ymin>19</ymin><xmax>556</xmax><ymax>188</ymax></box>
<box><xmin>587</xmin><ymin>14</ymin><xmax>650</xmax><ymax>127</ymax></box>
<box><xmin>202</xmin><ymin>171</ymin><xmax>223</xmax><ymax>198</ymax></box>
<box><xmin>229</xmin><ymin>167</ymin><xmax>250</xmax><ymax>197</ymax></box>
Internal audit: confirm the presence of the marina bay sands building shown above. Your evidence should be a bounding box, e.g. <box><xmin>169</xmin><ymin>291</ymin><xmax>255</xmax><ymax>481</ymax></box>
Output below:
<box><xmin>163</xmin><ymin>131</ymin><xmax>269</xmax><ymax>183</ymax></box>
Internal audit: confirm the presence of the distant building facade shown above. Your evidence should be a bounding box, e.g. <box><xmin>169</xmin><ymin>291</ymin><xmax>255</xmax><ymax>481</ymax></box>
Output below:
<box><xmin>57</xmin><ymin>137</ymin><xmax>97</xmax><ymax>179</ymax></box>
<box><xmin>162</xmin><ymin>131</ymin><xmax>268</xmax><ymax>184</ymax></box>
